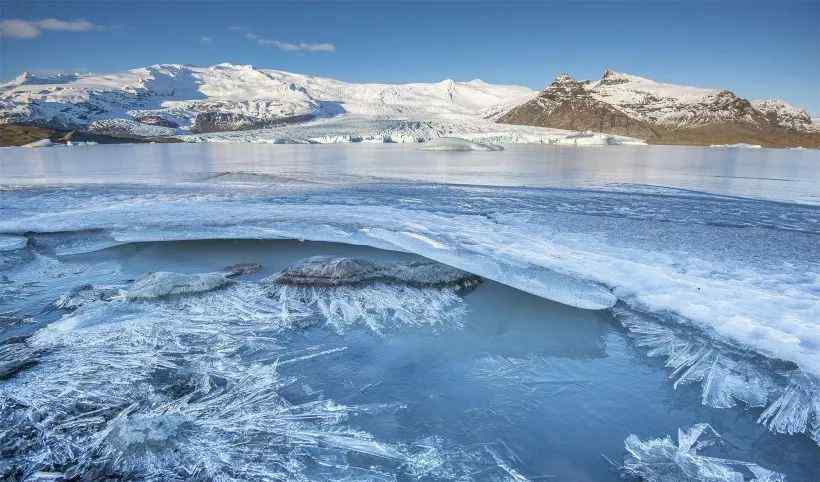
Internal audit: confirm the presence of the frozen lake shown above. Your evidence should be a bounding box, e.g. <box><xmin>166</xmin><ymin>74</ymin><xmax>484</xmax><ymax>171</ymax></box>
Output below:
<box><xmin>1</xmin><ymin>143</ymin><xmax>819</xmax><ymax>480</ymax></box>
<box><xmin>2</xmin><ymin>143</ymin><xmax>819</xmax><ymax>205</ymax></box>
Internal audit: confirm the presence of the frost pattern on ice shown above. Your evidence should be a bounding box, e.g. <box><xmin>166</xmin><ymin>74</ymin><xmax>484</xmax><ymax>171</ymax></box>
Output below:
<box><xmin>265</xmin><ymin>283</ymin><xmax>467</xmax><ymax>334</ymax></box>
<box><xmin>0</xmin><ymin>270</ymin><xmax>495</xmax><ymax>480</ymax></box>
<box><xmin>614</xmin><ymin>305</ymin><xmax>820</xmax><ymax>445</ymax></box>
<box><xmin>621</xmin><ymin>423</ymin><xmax>785</xmax><ymax>482</ymax></box>
<box><xmin>757</xmin><ymin>372</ymin><xmax>820</xmax><ymax>444</ymax></box>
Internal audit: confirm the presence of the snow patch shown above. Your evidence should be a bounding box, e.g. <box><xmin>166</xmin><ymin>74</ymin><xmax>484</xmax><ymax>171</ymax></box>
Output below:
<box><xmin>710</xmin><ymin>143</ymin><xmax>763</xmax><ymax>149</ymax></box>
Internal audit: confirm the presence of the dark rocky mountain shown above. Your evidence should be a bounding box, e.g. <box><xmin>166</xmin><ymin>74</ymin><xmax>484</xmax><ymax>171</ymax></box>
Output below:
<box><xmin>498</xmin><ymin>70</ymin><xmax>819</xmax><ymax>148</ymax></box>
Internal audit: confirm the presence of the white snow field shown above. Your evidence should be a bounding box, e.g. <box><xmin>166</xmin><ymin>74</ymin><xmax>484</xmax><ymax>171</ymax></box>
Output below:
<box><xmin>1</xmin><ymin>63</ymin><xmax>647</xmax><ymax>145</ymax></box>
<box><xmin>586</xmin><ymin>70</ymin><xmax>815</xmax><ymax>131</ymax></box>
<box><xmin>1</xmin><ymin>143</ymin><xmax>819</xmax><ymax>453</ymax></box>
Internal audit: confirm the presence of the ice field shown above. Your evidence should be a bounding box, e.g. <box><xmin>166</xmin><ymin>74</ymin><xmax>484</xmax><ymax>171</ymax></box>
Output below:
<box><xmin>1</xmin><ymin>143</ymin><xmax>818</xmax><ymax>480</ymax></box>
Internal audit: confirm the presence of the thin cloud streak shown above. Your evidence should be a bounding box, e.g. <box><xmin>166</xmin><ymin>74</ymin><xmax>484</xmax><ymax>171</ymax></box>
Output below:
<box><xmin>0</xmin><ymin>18</ymin><xmax>102</xmax><ymax>38</ymax></box>
<box><xmin>239</xmin><ymin>29</ymin><xmax>335</xmax><ymax>53</ymax></box>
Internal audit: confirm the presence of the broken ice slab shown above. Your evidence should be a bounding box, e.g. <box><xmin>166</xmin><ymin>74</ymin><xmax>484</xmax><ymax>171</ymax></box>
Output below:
<box><xmin>124</xmin><ymin>271</ymin><xmax>233</xmax><ymax>300</ymax></box>
<box><xmin>418</xmin><ymin>137</ymin><xmax>504</xmax><ymax>151</ymax></box>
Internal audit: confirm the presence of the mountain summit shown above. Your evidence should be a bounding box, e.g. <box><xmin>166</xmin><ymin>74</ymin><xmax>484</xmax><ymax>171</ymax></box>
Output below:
<box><xmin>497</xmin><ymin>70</ymin><xmax>818</xmax><ymax>148</ymax></box>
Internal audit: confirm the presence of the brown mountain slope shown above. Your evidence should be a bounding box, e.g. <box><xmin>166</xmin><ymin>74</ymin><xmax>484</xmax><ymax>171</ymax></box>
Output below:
<box><xmin>498</xmin><ymin>71</ymin><xmax>819</xmax><ymax>148</ymax></box>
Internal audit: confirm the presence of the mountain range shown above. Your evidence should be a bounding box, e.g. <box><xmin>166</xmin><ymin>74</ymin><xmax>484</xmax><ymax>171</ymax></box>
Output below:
<box><xmin>1</xmin><ymin>63</ymin><xmax>816</xmax><ymax>148</ymax></box>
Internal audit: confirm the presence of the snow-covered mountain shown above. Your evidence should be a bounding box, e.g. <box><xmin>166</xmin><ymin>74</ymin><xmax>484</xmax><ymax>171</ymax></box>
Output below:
<box><xmin>3</xmin><ymin>64</ymin><xmax>815</xmax><ymax>148</ymax></box>
<box><xmin>0</xmin><ymin>63</ymin><xmax>536</xmax><ymax>138</ymax></box>
<box><xmin>498</xmin><ymin>70</ymin><xmax>819</xmax><ymax>148</ymax></box>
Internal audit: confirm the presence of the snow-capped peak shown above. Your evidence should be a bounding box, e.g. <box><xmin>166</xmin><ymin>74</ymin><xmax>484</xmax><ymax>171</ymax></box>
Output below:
<box><xmin>552</xmin><ymin>73</ymin><xmax>576</xmax><ymax>84</ymax></box>
<box><xmin>599</xmin><ymin>69</ymin><xmax>641</xmax><ymax>85</ymax></box>
<box><xmin>498</xmin><ymin>69</ymin><xmax>818</xmax><ymax>145</ymax></box>
<box><xmin>0</xmin><ymin>63</ymin><xmax>536</xmax><ymax>136</ymax></box>
<box><xmin>4</xmin><ymin>71</ymin><xmax>83</xmax><ymax>87</ymax></box>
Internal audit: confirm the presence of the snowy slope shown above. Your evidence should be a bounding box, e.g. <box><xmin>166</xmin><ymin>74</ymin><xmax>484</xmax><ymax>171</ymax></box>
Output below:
<box><xmin>498</xmin><ymin>69</ymin><xmax>818</xmax><ymax>147</ymax></box>
<box><xmin>588</xmin><ymin>70</ymin><xmax>814</xmax><ymax>130</ymax></box>
<box><xmin>0</xmin><ymin>63</ymin><xmax>537</xmax><ymax>138</ymax></box>
<box><xmin>752</xmin><ymin>98</ymin><xmax>816</xmax><ymax>131</ymax></box>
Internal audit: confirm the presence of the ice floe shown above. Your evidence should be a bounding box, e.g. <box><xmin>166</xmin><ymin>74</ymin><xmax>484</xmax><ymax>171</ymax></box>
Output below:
<box><xmin>710</xmin><ymin>143</ymin><xmax>763</xmax><ymax>149</ymax></box>
<box><xmin>418</xmin><ymin>137</ymin><xmax>504</xmax><ymax>151</ymax></box>
<box><xmin>124</xmin><ymin>271</ymin><xmax>233</xmax><ymax>300</ymax></box>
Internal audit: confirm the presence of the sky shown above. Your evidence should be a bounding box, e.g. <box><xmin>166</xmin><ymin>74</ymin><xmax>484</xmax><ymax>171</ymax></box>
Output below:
<box><xmin>1</xmin><ymin>0</ymin><xmax>818</xmax><ymax>113</ymax></box>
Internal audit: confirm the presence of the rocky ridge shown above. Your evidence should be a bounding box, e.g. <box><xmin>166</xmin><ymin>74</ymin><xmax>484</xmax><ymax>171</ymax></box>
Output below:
<box><xmin>498</xmin><ymin>70</ymin><xmax>819</xmax><ymax>148</ymax></box>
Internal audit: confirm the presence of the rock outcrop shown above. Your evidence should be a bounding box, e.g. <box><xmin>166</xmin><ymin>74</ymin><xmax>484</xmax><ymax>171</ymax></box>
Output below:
<box><xmin>498</xmin><ymin>70</ymin><xmax>819</xmax><ymax>148</ymax></box>
<box><xmin>268</xmin><ymin>256</ymin><xmax>481</xmax><ymax>291</ymax></box>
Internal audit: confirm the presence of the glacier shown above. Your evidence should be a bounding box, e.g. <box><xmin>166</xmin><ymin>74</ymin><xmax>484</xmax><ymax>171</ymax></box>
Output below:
<box><xmin>2</xmin><ymin>63</ymin><xmax>649</xmax><ymax>147</ymax></box>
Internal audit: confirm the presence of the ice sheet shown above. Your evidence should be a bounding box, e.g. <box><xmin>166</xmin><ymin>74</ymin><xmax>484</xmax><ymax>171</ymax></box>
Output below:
<box><xmin>1</xmin><ymin>144</ymin><xmax>819</xmax><ymax>448</ymax></box>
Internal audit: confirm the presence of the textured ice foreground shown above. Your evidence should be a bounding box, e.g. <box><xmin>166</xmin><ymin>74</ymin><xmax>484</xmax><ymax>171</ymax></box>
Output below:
<box><xmin>0</xmin><ymin>250</ymin><xmax>496</xmax><ymax>479</ymax></box>
<box><xmin>622</xmin><ymin>424</ymin><xmax>785</xmax><ymax>481</ymax></box>
<box><xmin>1</xmin><ymin>144</ymin><xmax>820</xmax><ymax>477</ymax></box>
<box><xmin>1</xmin><ymin>237</ymin><xmax>819</xmax><ymax>480</ymax></box>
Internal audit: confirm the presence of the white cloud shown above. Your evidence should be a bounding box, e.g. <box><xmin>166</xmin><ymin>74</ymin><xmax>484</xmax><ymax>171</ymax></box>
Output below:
<box><xmin>200</xmin><ymin>36</ymin><xmax>213</xmax><ymax>45</ymax></box>
<box><xmin>236</xmin><ymin>29</ymin><xmax>335</xmax><ymax>53</ymax></box>
<box><xmin>268</xmin><ymin>40</ymin><xmax>336</xmax><ymax>52</ymax></box>
<box><xmin>37</xmin><ymin>18</ymin><xmax>96</xmax><ymax>32</ymax></box>
<box><xmin>0</xmin><ymin>18</ymin><xmax>100</xmax><ymax>39</ymax></box>
<box><xmin>0</xmin><ymin>20</ymin><xmax>40</xmax><ymax>38</ymax></box>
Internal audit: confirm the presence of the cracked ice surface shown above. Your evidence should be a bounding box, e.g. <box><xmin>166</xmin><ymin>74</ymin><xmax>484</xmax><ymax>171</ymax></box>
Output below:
<box><xmin>1</xmin><ymin>178</ymin><xmax>818</xmax><ymax>378</ymax></box>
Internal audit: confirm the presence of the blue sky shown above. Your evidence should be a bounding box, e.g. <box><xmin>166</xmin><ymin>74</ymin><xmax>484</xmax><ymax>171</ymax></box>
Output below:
<box><xmin>2</xmin><ymin>0</ymin><xmax>818</xmax><ymax>112</ymax></box>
